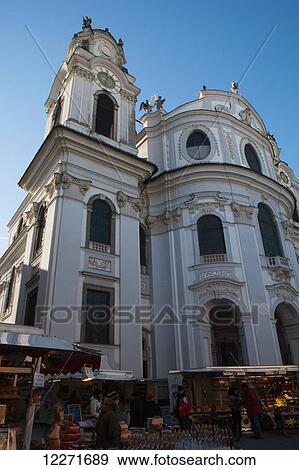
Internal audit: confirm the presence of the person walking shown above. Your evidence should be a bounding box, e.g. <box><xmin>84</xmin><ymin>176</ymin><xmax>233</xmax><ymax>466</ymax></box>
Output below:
<box><xmin>228</xmin><ymin>387</ymin><xmax>242</xmax><ymax>441</ymax></box>
<box><xmin>241</xmin><ymin>383</ymin><xmax>262</xmax><ymax>439</ymax></box>
<box><xmin>96</xmin><ymin>391</ymin><xmax>120</xmax><ymax>450</ymax></box>
<box><xmin>174</xmin><ymin>386</ymin><xmax>192</xmax><ymax>431</ymax></box>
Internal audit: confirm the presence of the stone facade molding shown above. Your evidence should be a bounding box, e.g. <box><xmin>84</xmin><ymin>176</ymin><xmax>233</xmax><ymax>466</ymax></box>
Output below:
<box><xmin>45</xmin><ymin>172</ymin><xmax>92</xmax><ymax>200</ymax></box>
<box><xmin>231</xmin><ymin>202</ymin><xmax>255</xmax><ymax>224</ymax></box>
<box><xmin>116</xmin><ymin>191</ymin><xmax>146</xmax><ymax>214</ymax></box>
<box><xmin>146</xmin><ymin>207</ymin><xmax>183</xmax><ymax>229</ymax></box>
<box><xmin>266</xmin><ymin>283</ymin><xmax>299</xmax><ymax>310</ymax></box>
<box><xmin>185</xmin><ymin>192</ymin><xmax>229</xmax><ymax>215</ymax></box>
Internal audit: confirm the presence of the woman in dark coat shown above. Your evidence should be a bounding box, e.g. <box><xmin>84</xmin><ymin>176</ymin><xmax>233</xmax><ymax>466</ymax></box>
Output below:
<box><xmin>96</xmin><ymin>394</ymin><xmax>120</xmax><ymax>449</ymax></box>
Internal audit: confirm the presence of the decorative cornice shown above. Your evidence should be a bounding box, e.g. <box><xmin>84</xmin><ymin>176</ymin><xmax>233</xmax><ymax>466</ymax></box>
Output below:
<box><xmin>25</xmin><ymin>202</ymin><xmax>39</xmax><ymax>226</ymax></box>
<box><xmin>146</xmin><ymin>207</ymin><xmax>182</xmax><ymax>227</ymax></box>
<box><xmin>120</xmin><ymin>90</ymin><xmax>137</xmax><ymax>103</ymax></box>
<box><xmin>185</xmin><ymin>192</ymin><xmax>229</xmax><ymax>214</ymax></box>
<box><xmin>45</xmin><ymin>172</ymin><xmax>92</xmax><ymax>199</ymax></box>
<box><xmin>231</xmin><ymin>202</ymin><xmax>254</xmax><ymax>224</ymax></box>
<box><xmin>117</xmin><ymin>191</ymin><xmax>146</xmax><ymax>212</ymax></box>
<box><xmin>266</xmin><ymin>283</ymin><xmax>299</xmax><ymax>304</ymax></box>
<box><xmin>72</xmin><ymin>65</ymin><xmax>94</xmax><ymax>80</ymax></box>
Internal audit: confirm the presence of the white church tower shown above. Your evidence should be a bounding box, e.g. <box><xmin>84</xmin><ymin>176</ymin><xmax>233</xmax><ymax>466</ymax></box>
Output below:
<box><xmin>0</xmin><ymin>19</ymin><xmax>156</xmax><ymax>377</ymax></box>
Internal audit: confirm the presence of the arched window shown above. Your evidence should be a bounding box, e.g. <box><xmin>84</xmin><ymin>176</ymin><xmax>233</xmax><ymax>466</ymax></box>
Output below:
<box><xmin>34</xmin><ymin>205</ymin><xmax>46</xmax><ymax>255</ymax></box>
<box><xmin>292</xmin><ymin>203</ymin><xmax>299</xmax><ymax>223</ymax></box>
<box><xmin>258</xmin><ymin>204</ymin><xmax>282</xmax><ymax>257</ymax></box>
<box><xmin>95</xmin><ymin>94</ymin><xmax>115</xmax><ymax>138</ymax></box>
<box><xmin>139</xmin><ymin>226</ymin><xmax>147</xmax><ymax>272</ymax></box>
<box><xmin>244</xmin><ymin>144</ymin><xmax>262</xmax><ymax>174</ymax></box>
<box><xmin>197</xmin><ymin>215</ymin><xmax>226</xmax><ymax>257</ymax></box>
<box><xmin>89</xmin><ymin>199</ymin><xmax>112</xmax><ymax>247</ymax></box>
<box><xmin>4</xmin><ymin>267</ymin><xmax>16</xmax><ymax>311</ymax></box>
<box><xmin>52</xmin><ymin>98</ymin><xmax>62</xmax><ymax>127</ymax></box>
<box><xmin>17</xmin><ymin>217</ymin><xmax>24</xmax><ymax>236</ymax></box>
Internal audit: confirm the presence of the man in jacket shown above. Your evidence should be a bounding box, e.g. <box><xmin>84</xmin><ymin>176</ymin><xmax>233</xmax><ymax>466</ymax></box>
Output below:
<box><xmin>96</xmin><ymin>391</ymin><xmax>120</xmax><ymax>449</ymax></box>
<box><xmin>174</xmin><ymin>386</ymin><xmax>192</xmax><ymax>430</ymax></box>
<box><xmin>241</xmin><ymin>382</ymin><xmax>262</xmax><ymax>439</ymax></box>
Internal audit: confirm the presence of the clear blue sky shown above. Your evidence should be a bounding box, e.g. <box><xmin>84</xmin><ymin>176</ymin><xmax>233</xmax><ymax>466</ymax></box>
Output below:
<box><xmin>0</xmin><ymin>0</ymin><xmax>298</xmax><ymax>255</ymax></box>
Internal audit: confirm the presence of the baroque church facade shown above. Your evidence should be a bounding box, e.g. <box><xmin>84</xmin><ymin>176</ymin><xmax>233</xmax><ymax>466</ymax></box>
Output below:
<box><xmin>0</xmin><ymin>21</ymin><xmax>299</xmax><ymax>382</ymax></box>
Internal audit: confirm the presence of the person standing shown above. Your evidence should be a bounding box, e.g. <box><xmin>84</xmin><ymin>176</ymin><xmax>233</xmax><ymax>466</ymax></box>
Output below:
<box><xmin>96</xmin><ymin>392</ymin><xmax>120</xmax><ymax>450</ymax></box>
<box><xmin>90</xmin><ymin>390</ymin><xmax>102</xmax><ymax>418</ymax></box>
<box><xmin>241</xmin><ymin>383</ymin><xmax>262</xmax><ymax>439</ymax></box>
<box><xmin>174</xmin><ymin>386</ymin><xmax>192</xmax><ymax>431</ymax></box>
<box><xmin>129</xmin><ymin>393</ymin><xmax>145</xmax><ymax>428</ymax></box>
<box><xmin>228</xmin><ymin>387</ymin><xmax>242</xmax><ymax>441</ymax></box>
<box><xmin>144</xmin><ymin>392</ymin><xmax>161</xmax><ymax>426</ymax></box>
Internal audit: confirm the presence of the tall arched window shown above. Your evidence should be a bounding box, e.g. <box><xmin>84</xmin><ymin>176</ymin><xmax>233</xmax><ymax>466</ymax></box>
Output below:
<box><xmin>244</xmin><ymin>143</ymin><xmax>262</xmax><ymax>174</ymax></box>
<box><xmin>95</xmin><ymin>94</ymin><xmax>115</xmax><ymax>138</ymax></box>
<box><xmin>139</xmin><ymin>226</ymin><xmax>147</xmax><ymax>273</ymax></box>
<box><xmin>34</xmin><ymin>205</ymin><xmax>46</xmax><ymax>255</ymax></box>
<box><xmin>89</xmin><ymin>199</ymin><xmax>112</xmax><ymax>248</ymax></box>
<box><xmin>258</xmin><ymin>203</ymin><xmax>282</xmax><ymax>257</ymax></box>
<box><xmin>4</xmin><ymin>267</ymin><xmax>16</xmax><ymax>311</ymax></box>
<box><xmin>17</xmin><ymin>217</ymin><xmax>24</xmax><ymax>236</ymax></box>
<box><xmin>197</xmin><ymin>215</ymin><xmax>226</xmax><ymax>257</ymax></box>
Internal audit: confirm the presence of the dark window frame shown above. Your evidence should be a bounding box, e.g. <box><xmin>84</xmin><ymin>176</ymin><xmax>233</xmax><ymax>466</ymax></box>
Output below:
<box><xmin>4</xmin><ymin>267</ymin><xmax>16</xmax><ymax>312</ymax></box>
<box><xmin>93</xmin><ymin>93</ymin><xmax>118</xmax><ymax>140</ymax></box>
<box><xmin>139</xmin><ymin>225</ymin><xmax>147</xmax><ymax>271</ymax></box>
<box><xmin>86</xmin><ymin>196</ymin><xmax>116</xmax><ymax>253</ymax></box>
<box><xmin>258</xmin><ymin>203</ymin><xmax>283</xmax><ymax>257</ymax></box>
<box><xmin>186</xmin><ymin>130</ymin><xmax>211</xmax><ymax>160</ymax></box>
<box><xmin>81</xmin><ymin>285</ymin><xmax>114</xmax><ymax>345</ymax></box>
<box><xmin>24</xmin><ymin>287</ymin><xmax>39</xmax><ymax>327</ymax></box>
<box><xmin>244</xmin><ymin>143</ymin><xmax>262</xmax><ymax>174</ymax></box>
<box><xmin>33</xmin><ymin>204</ymin><xmax>46</xmax><ymax>257</ymax></box>
<box><xmin>197</xmin><ymin>215</ymin><xmax>226</xmax><ymax>256</ymax></box>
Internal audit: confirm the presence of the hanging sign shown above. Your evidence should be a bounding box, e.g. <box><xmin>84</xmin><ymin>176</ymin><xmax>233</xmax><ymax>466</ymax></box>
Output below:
<box><xmin>33</xmin><ymin>373</ymin><xmax>45</xmax><ymax>388</ymax></box>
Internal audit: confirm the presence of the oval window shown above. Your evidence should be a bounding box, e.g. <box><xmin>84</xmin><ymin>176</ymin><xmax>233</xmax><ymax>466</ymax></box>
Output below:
<box><xmin>186</xmin><ymin>130</ymin><xmax>211</xmax><ymax>160</ymax></box>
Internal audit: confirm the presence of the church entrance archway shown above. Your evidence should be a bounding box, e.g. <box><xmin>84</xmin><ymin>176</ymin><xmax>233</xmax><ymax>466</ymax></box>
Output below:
<box><xmin>274</xmin><ymin>303</ymin><xmax>299</xmax><ymax>365</ymax></box>
<box><xmin>208</xmin><ymin>301</ymin><xmax>246</xmax><ymax>366</ymax></box>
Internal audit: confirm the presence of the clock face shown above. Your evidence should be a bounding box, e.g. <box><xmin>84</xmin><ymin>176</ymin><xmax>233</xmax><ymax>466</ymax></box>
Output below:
<box><xmin>97</xmin><ymin>71</ymin><xmax>116</xmax><ymax>89</ymax></box>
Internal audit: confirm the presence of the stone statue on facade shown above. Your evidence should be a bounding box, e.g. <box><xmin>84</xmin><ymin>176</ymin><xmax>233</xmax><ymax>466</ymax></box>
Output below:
<box><xmin>139</xmin><ymin>100</ymin><xmax>153</xmax><ymax>113</ymax></box>
<box><xmin>82</xmin><ymin>16</ymin><xmax>92</xmax><ymax>29</ymax></box>
<box><xmin>154</xmin><ymin>95</ymin><xmax>165</xmax><ymax>110</ymax></box>
<box><xmin>231</xmin><ymin>82</ymin><xmax>238</xmax><ymax>93</ymax></box>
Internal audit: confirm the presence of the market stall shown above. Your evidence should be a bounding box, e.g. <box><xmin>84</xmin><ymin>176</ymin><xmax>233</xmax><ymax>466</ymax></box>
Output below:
<box><xmin>35</xmin><ymin>369</ymin><xmax>137</xmax><ymax>450</ymax></box>
<box><xmin>168</xmin><ymin>366</ymin><xmax>299</xmax><ymax>431</ymax></box>
<box><xmin>0</xmin><ymin>324</ymin><xmax>101</xmax><ymax>449</ymax></box>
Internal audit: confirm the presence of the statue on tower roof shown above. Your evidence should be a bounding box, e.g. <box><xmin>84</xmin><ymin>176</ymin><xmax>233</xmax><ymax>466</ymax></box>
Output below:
<box><xmin>82</xmin><ymin>16</ymin><xmax>92</xmax><ymax>30</ymax></box>
<box><xmin>231</xmin><ymin>82</ymin><xmax>238</xmax><ymax>93</ymax></box>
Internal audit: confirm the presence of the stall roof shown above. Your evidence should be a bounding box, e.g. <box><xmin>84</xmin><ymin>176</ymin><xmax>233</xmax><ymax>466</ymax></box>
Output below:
<box><xmin>0</xmin><ymin>330</ymin><xmax>86</xmax><ymax>353</ymax></box>
<box><xmin>169</xmin><ymin>365</ymin><xmax>299</xmax><ymax>376</ymax></box>
<box><xmin>45</xmin><ymin>369</ymin><xmax>136</xmax><ymax>382</ymax></box>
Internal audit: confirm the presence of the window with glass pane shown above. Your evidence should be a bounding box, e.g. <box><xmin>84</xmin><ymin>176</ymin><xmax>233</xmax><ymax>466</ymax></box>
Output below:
<box><xmin>139</xmin><ymin>226</ymin><xmax>147</xmax><ymax>267</ymax></box>
<box><xmin>95</xmin><ymin>94</ymin><xmax>114</xmax><ymax>138</ymax></box>
<box><xmin>34</xmin><ymin>205</ymin><xmax>46</xmax><ymax>255</ymax></box>
<box><xmin>90</xmin><ymin>200</ymin><xmax>111</xmax><ymax>245</ymax></box>
<box><xmin>186</xmin><ymin>130</ymin><xmax>211</xmax><ymax>159</ymax></box>
<box><xmin>24</xmin><ymin>288</ymin><xmax>38</xmax><ymax>327</ymax></box>
<box><xmin>197</xmin><ymin>215</ymin><xmax>226</xmax><ymax>255</ymax></box>
<box><xmin>4</xmin><ymin>267</ymin><xmax>16</xmax><ymax>311</ymax></box>
<box><xmin>244</xmin><ymin>144</ymin><xmax>262</xmax><ymax>173</ymax></box>
<box><xmin>258</xmin><ymin>204</ymin><xmax>282</xmax><ymax>257</ymax></box>
<box><xmin>84</xmin><ymin>289</ymin><xmax>111</xmax><ymax>344</ymax></box>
